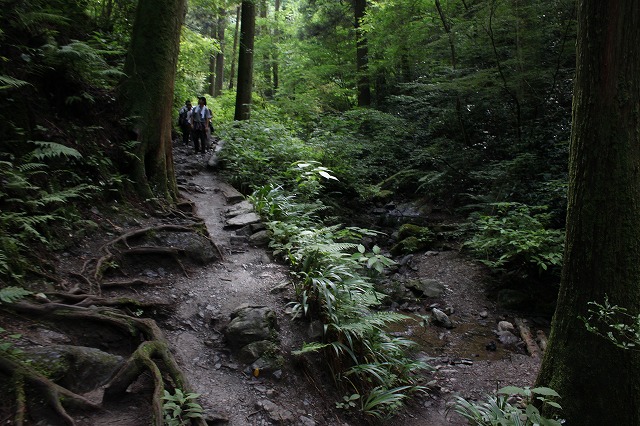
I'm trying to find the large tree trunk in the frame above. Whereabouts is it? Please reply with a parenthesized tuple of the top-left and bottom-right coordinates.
(536, 2, 640, 425)
(272, 0, 280, 93)
(229, 6, 241, 90)
(234, 0, 256, 121)
(260, 0, 273, 99)
(119, 0, 185, 201)
(354, 0, 370, 107)
(214, 8, 226, 97)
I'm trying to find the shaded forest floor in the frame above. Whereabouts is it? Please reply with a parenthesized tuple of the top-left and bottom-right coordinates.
(0, 140, 543, 426)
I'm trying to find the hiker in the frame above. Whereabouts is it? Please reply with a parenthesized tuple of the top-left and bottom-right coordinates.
(190, 96, 212, 154)
(177, 100, 192, 146)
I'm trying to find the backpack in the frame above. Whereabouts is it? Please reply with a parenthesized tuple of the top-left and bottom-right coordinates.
(178, 108, 188, 126)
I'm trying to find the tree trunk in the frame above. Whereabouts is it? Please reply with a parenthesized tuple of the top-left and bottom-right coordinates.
(209, 53, 216, 96)
(229, 6, 241, 90)
(234, 0, 256, 121)
(260, 0, 272, 99)
(119, 0, 185, 201)
(536, 2, 640, 425)
(354, 0, 370, 107)
(272, 0, 280, 93)
(214, 8, 226, 97)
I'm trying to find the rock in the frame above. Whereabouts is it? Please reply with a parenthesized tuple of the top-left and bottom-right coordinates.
(225, 212, 261, 228)
(249, 230, 271, 247)
(431, 308, 454, 329)
(22, 345, 124, 393)
(224, 305, 278, 350)
(218, 181, 244, 204)
(307, 320, 324, 340)
(251, 356, 283, 378)
(405, 278, 446, 298)
(497, 321, 515, 332)
(299, 415, 316, 426)
(203, 408, 230, 425)
(156, 231, 221, 264)
(496, 330, 520, 346)
(238, 340, 278, 364)
(479, 310, 489, 319)
(257, 399, 295, 423)
(226, 200, 254, 217)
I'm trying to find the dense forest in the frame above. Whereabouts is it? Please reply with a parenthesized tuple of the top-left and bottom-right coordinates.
(1, 0, 639, 425)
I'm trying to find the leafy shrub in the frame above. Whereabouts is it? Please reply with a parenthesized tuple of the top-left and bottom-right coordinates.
(451, 386, 564, 426)
(464, 203, 564, 277)
(582, 296, 640, 350)
(251, 167, 427, 418)
(162, 388, 204, 426)
(215, 114, 320, 193)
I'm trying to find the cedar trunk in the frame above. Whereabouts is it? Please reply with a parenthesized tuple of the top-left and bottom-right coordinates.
(119, 0, 185, 200)
(234, 0, 256, 120)
(536, 2, 640, 425)
(354, 0, 370, 107)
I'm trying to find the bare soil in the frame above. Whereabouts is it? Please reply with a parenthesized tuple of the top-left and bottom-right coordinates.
(0, 140, 543, 426)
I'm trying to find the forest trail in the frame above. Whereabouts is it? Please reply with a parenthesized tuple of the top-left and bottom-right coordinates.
(164, 144, 346, 425)
(164, 143, 541, 425)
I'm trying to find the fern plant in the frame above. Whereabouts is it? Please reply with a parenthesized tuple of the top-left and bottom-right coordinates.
(251, 175, 428, 418)
(450, 386, 563, 426)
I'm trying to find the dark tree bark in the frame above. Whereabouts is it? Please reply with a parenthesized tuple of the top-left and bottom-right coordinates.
(214, 8, 226, 97)
(354, 0, 370, 107)
(536, 2, 640, 425)
(234, 0, 256, 121)
(260, 0, 273, 99)
(272, 0, 280, 93)
(119, 0, 185, 201)
(229, 6, 241, 90)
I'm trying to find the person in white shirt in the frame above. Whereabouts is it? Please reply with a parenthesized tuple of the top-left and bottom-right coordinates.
(190, 96, 212, 154)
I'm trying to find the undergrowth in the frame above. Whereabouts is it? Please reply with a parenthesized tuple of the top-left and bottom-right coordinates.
(248, 163, 428, 418)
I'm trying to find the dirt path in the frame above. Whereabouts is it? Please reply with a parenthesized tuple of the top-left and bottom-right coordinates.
(164, 144, 542, 425)
(164, 165, 341, 425)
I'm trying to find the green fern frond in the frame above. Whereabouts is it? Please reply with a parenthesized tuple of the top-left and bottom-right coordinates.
(97, 68, 126, 79)
(291, 342, 329, 355)
(29, 141, 82, 160)
(0, 286, 32, 304)
(18, 162, 48, 173)
(0, 75, 31, 90)
(38, 184, 97, 205)
(17, 12, 70, 30)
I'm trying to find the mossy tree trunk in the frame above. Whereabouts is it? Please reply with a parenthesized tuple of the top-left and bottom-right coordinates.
(536, 2, 640, 424)
(354, 0, 370, 107)
(234, 0, 255, 121)
(119, 0, 186, 201)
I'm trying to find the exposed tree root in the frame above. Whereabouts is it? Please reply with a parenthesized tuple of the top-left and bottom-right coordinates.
(3, 301, 205, 426)
(0, 353, 101, 426)
(100, 278, 164, 288)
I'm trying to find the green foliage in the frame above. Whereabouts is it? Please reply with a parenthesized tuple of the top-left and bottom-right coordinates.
(451, 386, 563, 426)
(0, 287, 32, 304)
(216, 114, 320, 193)
(250, 178, 427, 418)
(464, 203, 564, 277)
(162, 388, 204, 426)
(582, 297, 640, 350)
(0, 141, 100, 284)
(0, 326, 23, 355)
(41, 39, 125, 91)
